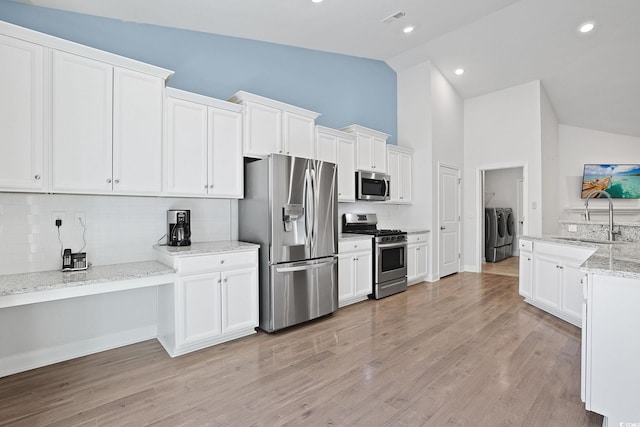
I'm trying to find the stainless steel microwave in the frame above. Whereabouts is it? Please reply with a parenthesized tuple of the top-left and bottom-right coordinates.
(356, 170, 390, 201)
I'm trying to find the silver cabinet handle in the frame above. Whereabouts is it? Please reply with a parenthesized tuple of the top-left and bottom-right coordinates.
(106, 178, 112, 183)
(209, 185, 213, 189)
(114, 179, 119, 184)
(220, 259, 225, 264)
(34, 174, 41, 180)
(440, 226, 446, 230)
(416, 247, 420, 251)
(223, 278, 227, 283)
(204, 185, 208, 189)
(217, 279, 221, 284)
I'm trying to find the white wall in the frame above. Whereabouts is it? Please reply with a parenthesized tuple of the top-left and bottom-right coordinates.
(463, 80, 543, 272)
(540, 85, 560, 234)
(0, 193, 236, 275)
(431, 64, 464, 277)
(558, 125, 640, 214)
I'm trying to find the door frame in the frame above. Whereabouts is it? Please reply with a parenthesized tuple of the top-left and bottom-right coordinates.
(476, 162, 528, 272)
(437, 162, 461, 279)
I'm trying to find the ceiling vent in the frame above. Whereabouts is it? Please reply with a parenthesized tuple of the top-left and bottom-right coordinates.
(381, 11, 406, 24)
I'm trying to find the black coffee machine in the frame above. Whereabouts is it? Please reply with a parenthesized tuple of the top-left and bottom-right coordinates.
(167, 209, 191, 246)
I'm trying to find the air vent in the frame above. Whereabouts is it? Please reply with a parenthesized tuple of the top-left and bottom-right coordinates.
(381, 10, 406, 24)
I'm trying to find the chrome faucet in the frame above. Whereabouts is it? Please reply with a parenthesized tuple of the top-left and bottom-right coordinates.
(584, 190, 618, 241)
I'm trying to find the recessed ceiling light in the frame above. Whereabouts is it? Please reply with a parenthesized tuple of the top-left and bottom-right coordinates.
(579, 21, 595, 33)
(454, 68, 464, 76)
(403, 26, 415, 34)
(312, 0, 323, 3)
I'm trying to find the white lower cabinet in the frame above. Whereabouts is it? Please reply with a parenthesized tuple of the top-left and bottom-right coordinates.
(157, 247, 258, 357)
(338, 238, 372, 307)
(518, 238, 595, 327)
(407, 233, 429, 285)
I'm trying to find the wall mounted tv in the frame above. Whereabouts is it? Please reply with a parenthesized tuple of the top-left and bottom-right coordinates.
(581, 164, 640, 198)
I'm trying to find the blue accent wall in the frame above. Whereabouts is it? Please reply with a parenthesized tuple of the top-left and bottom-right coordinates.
(0, 1, 397, 144)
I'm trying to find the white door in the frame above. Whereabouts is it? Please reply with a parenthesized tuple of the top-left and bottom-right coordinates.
(337, 254, 355, 303)
(112, 67, 163, 194)
(51, 51, 113, 192)
(0, 35, 44, 190)
(221, 267, 258, 334)
(316, 131, 337, 163)
(209, 107, 243, 198)
(354, 251, 373, 297)
(387, 149, 400, 202)
(439, 164, 460, 278)
(177, 273, 222, 345)
(166, 97, 208, 195)
(244, 101, 281, 156)
(399, 152, 412, 203)
(283, 111, 315, 158)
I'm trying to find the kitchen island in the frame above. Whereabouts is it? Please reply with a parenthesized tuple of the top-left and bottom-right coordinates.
(518, 236, 640, 426)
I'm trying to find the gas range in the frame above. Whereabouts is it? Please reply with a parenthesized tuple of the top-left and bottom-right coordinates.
(342, 213, 408, 299)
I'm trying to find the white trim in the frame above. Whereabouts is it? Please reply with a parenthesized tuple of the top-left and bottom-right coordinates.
(315, 125, 355, 140)
(165, 87, 244, 112)
(0, 325, 157, 378)
(386, 144, 414, 155)
(0, 20, 174, 80)
(228, 90, 320, 119)
(340, 124, 390, 140)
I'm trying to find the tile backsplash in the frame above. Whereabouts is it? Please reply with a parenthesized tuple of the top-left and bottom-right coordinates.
(0, 193, 236, 275)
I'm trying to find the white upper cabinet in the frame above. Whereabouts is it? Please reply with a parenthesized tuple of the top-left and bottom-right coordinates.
(166, 88, 243, 198)
(341, 124, 389, 173)
(51, 51, 114, 193)
(0, 35, 44, 191)
(229, 91, 320, 159)
(112, 67, 163, 194)
(387, 145, 413, 204)
(52, 53, 165, 195)
(1, 21, 174, 196)
(316, 126, 356, 202)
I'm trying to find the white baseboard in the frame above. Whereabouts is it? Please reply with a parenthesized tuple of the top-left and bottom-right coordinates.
(0, 325, 157, 378)
(464, 264, 482, 273)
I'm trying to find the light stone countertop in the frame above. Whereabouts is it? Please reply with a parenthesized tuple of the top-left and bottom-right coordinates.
(153, 241, 260, 257)
(404, 229, 431, 235)
(339, 233, 374, 241)
(0, 261, 175, 299)
(521, 235, 640, 279)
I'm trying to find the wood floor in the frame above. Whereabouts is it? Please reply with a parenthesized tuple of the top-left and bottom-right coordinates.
(482, 256, 519, 277)
(0, 272, 603, 426)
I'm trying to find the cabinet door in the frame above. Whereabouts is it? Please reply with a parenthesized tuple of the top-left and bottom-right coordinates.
(416, 243, 428, 277)
(52, 51, 113, 192)
(112, 68, 163, 194)
(221, 267, 258, 333)
(354, 251, 372, 297)
(316, 131, 337, 163)
(0, 35, 44, 191)
(519, 251, 533, 298)
(283, 111, 315, 158)
(399, 152, 412, 203)
(387, 149, 400, 202)
(561, 262, 585, 321)
(244, 101, 281, 157)
(407, 244, 418, 281)
(356, 134, 373, 171)
(372, 137, 387, 173)
(533, 254, 561, 309)
(209, 107, 243, 198)
(177, 273, 222, 345)
(337, 136, 356, 202)
(166, 97, 208, 195)
(338, 254, 355, 302)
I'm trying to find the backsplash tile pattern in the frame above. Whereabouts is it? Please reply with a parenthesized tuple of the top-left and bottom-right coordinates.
(0, 193, 236, 275)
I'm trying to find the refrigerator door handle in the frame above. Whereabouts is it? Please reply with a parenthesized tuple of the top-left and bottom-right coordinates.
(310, 165, 317, 250)
(303, 167, 311, 249)
(275, 257, 337, 273)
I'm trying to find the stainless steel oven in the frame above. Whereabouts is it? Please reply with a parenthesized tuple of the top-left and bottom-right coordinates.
(342, 213, 407, 299)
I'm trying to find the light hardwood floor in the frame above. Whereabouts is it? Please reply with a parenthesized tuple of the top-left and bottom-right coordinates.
(0, 273, 602, 426)
(482, 256, 519, 277)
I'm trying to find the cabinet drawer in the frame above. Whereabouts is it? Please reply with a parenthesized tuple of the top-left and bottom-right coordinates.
(176, 250, 257, 275)
(407, 233, 429, 244)
(339, 238, 372, 254)
(519, 239, 533, 252)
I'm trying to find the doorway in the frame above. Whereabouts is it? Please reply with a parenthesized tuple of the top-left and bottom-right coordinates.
(481, 166, 524, 277)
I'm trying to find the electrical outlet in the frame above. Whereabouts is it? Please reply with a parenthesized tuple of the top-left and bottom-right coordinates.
(75, 212, 86, 226)
(52, 211, 65, 224)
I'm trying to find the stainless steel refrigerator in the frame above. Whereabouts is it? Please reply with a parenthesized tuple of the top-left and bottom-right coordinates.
(239, 154, 338, 332)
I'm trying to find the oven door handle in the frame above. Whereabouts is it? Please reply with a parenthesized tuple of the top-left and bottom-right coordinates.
(376, 241, 407, 249)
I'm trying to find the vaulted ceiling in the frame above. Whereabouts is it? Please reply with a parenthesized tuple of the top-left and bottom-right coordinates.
(18, 0, 640, 138)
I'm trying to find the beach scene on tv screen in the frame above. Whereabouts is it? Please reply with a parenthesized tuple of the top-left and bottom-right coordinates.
(582, 164, 640, 198)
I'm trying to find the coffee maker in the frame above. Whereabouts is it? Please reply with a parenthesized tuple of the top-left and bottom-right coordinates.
(167, 209, 191, 246)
